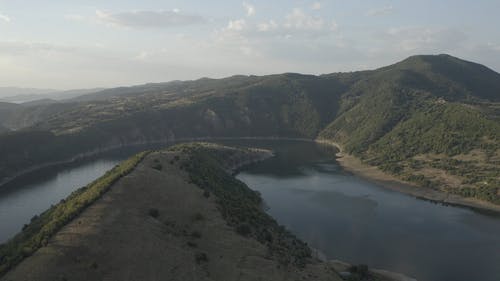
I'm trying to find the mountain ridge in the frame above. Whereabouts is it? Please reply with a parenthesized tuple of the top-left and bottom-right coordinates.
(0, 54, 498, 207)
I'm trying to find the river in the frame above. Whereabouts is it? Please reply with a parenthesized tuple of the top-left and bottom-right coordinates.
(1, 140, 499, 281)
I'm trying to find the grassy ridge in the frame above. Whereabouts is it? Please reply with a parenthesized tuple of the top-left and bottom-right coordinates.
(172, 143, 312, 267)
(0, 151, 149, 277)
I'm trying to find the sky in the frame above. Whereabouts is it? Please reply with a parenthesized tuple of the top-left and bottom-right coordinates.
(1, 0, 500, 89)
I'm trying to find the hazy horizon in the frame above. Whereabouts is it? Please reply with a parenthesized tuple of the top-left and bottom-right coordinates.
(1, 0, 500, 89)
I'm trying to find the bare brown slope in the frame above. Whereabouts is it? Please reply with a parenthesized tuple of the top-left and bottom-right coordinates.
(1, 149, 342, 281)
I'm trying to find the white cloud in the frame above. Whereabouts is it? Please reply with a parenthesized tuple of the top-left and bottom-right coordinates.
(243, 2, 255, 17)
(226, 19, 247, 31)
(257, 20, 278, 32)
(311, 2, 322, 10)
(384, 26, 466, 52)
(0, 13, 11, 23)
(281, 8, 338, 33)
(367, 5, 394, 16)
(284, 8, 325, 31)
(221, 7, 338, 39)
(95, 9, 206, 28)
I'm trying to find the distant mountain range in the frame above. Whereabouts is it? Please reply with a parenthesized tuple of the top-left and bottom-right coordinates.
(0, 87, 105, 103)
(0, 54, 499, 205)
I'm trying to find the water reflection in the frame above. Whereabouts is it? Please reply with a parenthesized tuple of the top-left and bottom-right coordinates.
(1, 140, 499, 281)
(236, 141, 500, 281)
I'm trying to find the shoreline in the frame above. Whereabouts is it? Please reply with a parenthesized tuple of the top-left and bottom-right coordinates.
(0, 136, 310, 189)
(316, 139, 500, 214)
(0, 145, 346, 281)
(329, 260, 417, 281)
(3, 136, 499, 215)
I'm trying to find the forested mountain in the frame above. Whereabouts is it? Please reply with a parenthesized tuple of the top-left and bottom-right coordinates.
(319, 55, 500, 203)
(1, 54, 499, 204)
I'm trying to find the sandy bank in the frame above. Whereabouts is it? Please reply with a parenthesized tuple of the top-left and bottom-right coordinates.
(316, 139, 500, 214)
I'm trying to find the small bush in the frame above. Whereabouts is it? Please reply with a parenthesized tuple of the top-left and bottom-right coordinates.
(192, 213, 205, 221)
(203, 190, 210, 198)
(348, 264, 370, 279)
(191, 230, 202, 238)
(152, 163, 163, 171)
(236, 223, 252, 236)
(187, 241, 197, 248)
(195, 252, 208, 264)
(148, 208, 159, 218)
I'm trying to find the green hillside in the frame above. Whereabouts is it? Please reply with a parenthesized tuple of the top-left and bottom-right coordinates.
(319, 54, 500, 203)
(1, 54, 499, 204)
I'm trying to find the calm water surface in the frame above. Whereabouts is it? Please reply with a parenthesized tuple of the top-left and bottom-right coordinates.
(1, 141, 499, 281)
(235, 141, 500, 281)
(0, 145, 162, 243)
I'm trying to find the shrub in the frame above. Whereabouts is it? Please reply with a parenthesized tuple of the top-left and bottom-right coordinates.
(192, 213, 205, 221)
(236, 223, 252, 236)
(152, 163, 163, 171)
(203, 189, 210, 198)
(348, 264, 370, 280)
(90, 261, 98, 269)
(148, 208, 159, 218)
(195, 252, 208, 264)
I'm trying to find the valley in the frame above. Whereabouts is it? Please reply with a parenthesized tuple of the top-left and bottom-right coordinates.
(2, 2, 500, 280)
(0, 54, 498, 208)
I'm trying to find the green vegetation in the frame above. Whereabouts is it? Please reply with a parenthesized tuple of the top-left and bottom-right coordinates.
(192, 213, 205, 221)
(194, 252, 208, 264)
(0, 54, 499, 206)
(345, 264, 384, 281)
(151, 163, 163, 171)
(0, 151, 148, 277)
(191, 231, 202, 239)
(172, 143, 312, 267)
(148, 208, 160, 218)
(319, 55, 500, 204)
